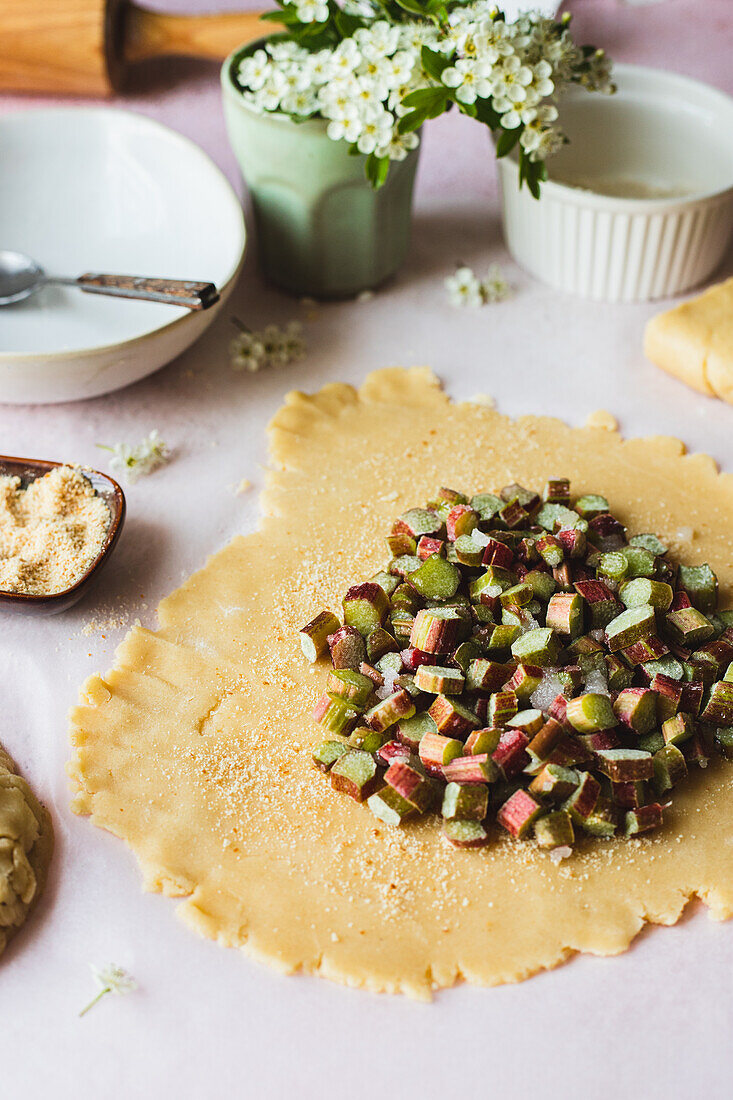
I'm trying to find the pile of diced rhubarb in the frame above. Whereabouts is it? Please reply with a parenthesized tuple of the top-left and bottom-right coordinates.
(300, 482, 733, 851)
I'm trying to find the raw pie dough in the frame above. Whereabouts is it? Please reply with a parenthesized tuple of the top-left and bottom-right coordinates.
(644, 277, 733, 405)
(69, 368, 733, 999)
(0, 745, 53, 956)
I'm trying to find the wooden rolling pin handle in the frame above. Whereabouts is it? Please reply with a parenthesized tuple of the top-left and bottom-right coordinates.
(124, 5, 272, 63)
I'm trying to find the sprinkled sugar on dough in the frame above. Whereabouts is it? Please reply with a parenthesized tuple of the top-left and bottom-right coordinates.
(0, 465, 110, 595)
(68, 368, 733, 1000)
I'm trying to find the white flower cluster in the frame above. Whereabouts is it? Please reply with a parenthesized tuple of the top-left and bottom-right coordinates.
(98, 430, 171, 484)
(237, 23, 422, 161)
(440, 5, 613, 161)
(235, 5, 614, 168)
(445, 263, 511, 307)
(230, 321, 306, 372)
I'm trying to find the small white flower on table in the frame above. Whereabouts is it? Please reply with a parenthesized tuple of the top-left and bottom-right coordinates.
(79, 963, 137, 1017)
(445, 266, 484, 308)
(98, 430, 171, 484)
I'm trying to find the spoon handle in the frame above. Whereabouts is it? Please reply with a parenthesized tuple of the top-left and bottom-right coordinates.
(74, 273, 219, 310)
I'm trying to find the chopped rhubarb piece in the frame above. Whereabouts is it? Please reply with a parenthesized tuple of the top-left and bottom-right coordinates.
(552, 562, 573, 591)
(399, 646, 433, 672)
(482, 537, 515, 569)
(573, 579, 621, 629)
(492, 728, 530, 778)
(367, 787, 417, 826)
(443, 753, 498, 785)
(700, 680, 733, 726)
(396, 711, 436, 751)
(313, 693, 360, 736)
(625, 803, 664, 836)
(524, 568, 557, 602)
(556, 526, 586, 559)
(330, 750, 380, 802)
(312, 740, 348, 772)
(366, 625, 399, 663)
(442, 782, 489, 821)
(605, 652, 634, 691)
(360, 661, 384, 687)
(419, 732, 463, 776)
(595, 749, 654, 782)
(414, 664, 465, 695)
(299, 610, 341, 663)
(527, 717, 564, 760)
(342, 582, 390, 637)
(465, 727, 502, 755)
(389, 554, 421, 579)
(544, 478, 570, 505)
(442, 819, 489, 848)
(611, 780, 648, 809)
(650, 673, 682, 722)
(670, 590, 692, 612)
(466, 658, 513, 693)
(370, 570, 401, 597)
(376, 740, 411, 766)
(534, 809, 574, 849)
(450, 640, 483, 673)
(665, 606, 715, 647)
(574, 493, 609, 519)
(678, 562, 718, 615)
(497, 789, 543, 839)
(536, 533, 564, 568)
(529, 763, 579, 801)
(364, 688, 415, 732)
(475, 623, 521, 652)
(502, 662, 543, 702)
(619, 578, 673, 611)
(487, 689, 518, 726)
(328, 624, 367, 671)
(416, 535, 445, 561)
(453, 534, 484, 567)
(428, 694, 480, 738)
(410, 607, 462, 654)
(581, 799, 619, 838)
(393, 507, 442, 539)
(563, 771, 601, 822)
(470, 565, 515, 600)
(652, 743, 687, 794)
(387, 531, 417, 557)
(587, 512, 626, 551)
(620, 635, 669, 666)
(548, 693, 569, 727)
(507, 709, 544, 736)
(327, 668, 375, 707)
(661, 711, 695, 746)
(446, 504, 478, 541)
(348, 728, 386, 752)
(407, 554, 461, 600)
(578, 729, 620, 751)
(499, 582, 533, 610)
(613, 687, 658, 734)
(545, 592, 584, 637)
(510, 627, 561, 667)
(605, 605, 656, 652)
(545, 734, 593, 769)
(565, 693, 617, 733)
(598, 550, 628, 583)
(385, 761, 435, 812)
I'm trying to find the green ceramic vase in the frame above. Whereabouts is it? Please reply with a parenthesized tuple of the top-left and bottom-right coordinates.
(221, 43, 420, 299)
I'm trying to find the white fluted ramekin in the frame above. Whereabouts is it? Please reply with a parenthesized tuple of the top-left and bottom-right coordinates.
(497, 64, 733, 302)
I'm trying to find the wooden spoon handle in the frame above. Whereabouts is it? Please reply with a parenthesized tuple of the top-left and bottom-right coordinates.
(77, 273, 219, 310)
(123, 6, 274, 63)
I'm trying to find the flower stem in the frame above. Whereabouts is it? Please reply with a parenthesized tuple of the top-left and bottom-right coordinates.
(79, 986, 110, 1017)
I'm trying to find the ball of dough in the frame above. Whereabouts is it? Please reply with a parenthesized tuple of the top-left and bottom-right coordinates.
(0, 747, 53, 956)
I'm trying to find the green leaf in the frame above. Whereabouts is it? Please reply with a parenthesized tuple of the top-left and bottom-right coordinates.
(394, 0, 429, 16)
(397, 109, 427, 135)
(260, 8, 297, 22)
(420, 45, 451, 82)
(495, 128, 521, 158)
(365, 153, 390, 190)
(402, 87, 447, 110)
(473, 96, 501, 129)
(334, 10, 364, 37)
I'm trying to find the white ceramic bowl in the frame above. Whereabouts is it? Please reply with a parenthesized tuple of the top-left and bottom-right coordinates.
(497, 64, 733, 301)
(0, 108, 246, 404)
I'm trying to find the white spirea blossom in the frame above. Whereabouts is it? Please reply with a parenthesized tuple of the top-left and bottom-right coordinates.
(445, 263, 511, 307)
(230, 321, 306, 373)
(79, 964, 137, 1017)
(98, 430, 171, 484)
(234, 7, 614, 175)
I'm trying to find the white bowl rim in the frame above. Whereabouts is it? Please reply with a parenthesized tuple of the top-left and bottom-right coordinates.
(503, 62, 733, 213)
(0, 105, 246, 363)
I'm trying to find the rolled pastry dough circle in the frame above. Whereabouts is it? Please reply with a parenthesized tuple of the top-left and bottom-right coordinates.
(69, 368, 733, 999)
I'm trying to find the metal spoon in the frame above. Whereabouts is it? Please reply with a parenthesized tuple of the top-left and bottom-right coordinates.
(0, 250, 219, 310)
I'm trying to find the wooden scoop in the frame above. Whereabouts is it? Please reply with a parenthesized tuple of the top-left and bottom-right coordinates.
(0, 0, 275, 96)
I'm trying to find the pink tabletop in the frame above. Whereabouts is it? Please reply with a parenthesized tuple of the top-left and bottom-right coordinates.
(1, 3, 732, 1099)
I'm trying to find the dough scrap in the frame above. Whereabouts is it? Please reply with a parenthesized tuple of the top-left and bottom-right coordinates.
(0, 745, 53, 957)
(68, 367, 733, 999)
(644, 277, 733, 404)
